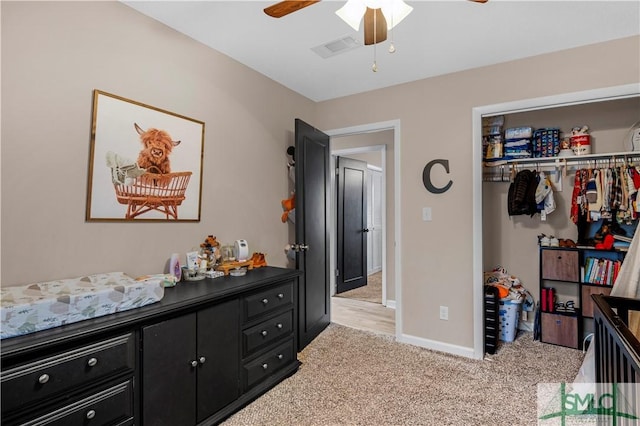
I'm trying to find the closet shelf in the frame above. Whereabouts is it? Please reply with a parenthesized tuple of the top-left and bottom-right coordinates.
(483, 151, 640, 182)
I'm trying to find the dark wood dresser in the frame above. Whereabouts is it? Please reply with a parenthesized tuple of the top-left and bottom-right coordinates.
(1, 267, 300, 426)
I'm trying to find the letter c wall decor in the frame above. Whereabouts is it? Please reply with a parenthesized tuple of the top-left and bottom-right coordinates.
(422, 159, 453, 194)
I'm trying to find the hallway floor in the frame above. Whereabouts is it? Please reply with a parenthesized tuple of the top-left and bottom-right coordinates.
(331, 297, 395, 336)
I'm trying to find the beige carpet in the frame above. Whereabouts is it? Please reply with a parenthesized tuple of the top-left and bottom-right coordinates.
(223, 324, 584, 426)
(334, 271, 382, 304)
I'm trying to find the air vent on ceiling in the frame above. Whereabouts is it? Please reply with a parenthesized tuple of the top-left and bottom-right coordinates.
(311, 35, 361, 59)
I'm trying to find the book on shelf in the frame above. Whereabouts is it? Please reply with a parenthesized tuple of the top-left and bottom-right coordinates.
(583, 257, 622, 285)
(613, 234, 633, 243)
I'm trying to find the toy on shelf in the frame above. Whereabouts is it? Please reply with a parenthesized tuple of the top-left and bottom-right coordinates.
(199, 235, 222, 269)
(281, 192, 295, 223)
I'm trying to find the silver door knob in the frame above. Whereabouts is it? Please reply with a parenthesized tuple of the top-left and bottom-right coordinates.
(87, 357, 98, 367)
(38, 373, 50, 384)
(190, 360, 198, 368)
(276, 323, 283, 329)
(261, 330, 268, 337)
(262, 298, 269, 305)
(277, 293, 284, 299)
(277, 354, 284, 360)
(86, 410, 96, 420)
(199, 356, 206, 364)
(262, 363, 268, 370)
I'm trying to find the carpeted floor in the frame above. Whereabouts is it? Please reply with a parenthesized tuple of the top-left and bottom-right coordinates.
(223, 323, 584, 426)
(334, 271, 382, 304)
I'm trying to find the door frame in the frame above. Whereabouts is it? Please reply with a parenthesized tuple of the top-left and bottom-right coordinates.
(472, 83, 640, 359)
(326, 120, 401, 338)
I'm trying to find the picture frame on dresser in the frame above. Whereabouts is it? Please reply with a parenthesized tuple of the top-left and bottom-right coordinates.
(86, 90, 205, 221)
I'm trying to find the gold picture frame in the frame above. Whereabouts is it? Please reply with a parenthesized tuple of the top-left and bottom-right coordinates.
(86, 90, 204, 221)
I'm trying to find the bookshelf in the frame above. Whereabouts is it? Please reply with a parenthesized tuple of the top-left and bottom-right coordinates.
(539, 246, 626, 349)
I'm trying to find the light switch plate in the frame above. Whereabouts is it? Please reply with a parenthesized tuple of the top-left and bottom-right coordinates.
(422, 207, 432, 221)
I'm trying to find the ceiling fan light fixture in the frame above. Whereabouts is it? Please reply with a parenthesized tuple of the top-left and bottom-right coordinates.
(336, 0, 367, 31)
(381, 0, 413, 30)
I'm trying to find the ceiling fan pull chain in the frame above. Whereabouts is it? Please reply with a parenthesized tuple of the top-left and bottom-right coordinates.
(389, 10, 396, 53)
(372, 9, 378, 72)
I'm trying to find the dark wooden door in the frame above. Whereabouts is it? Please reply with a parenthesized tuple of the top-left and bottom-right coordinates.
(336, 156, 368, 293)
(196, 300, 239, 422)
(142, 313, 197, 426)
(295, 118, 330, 350)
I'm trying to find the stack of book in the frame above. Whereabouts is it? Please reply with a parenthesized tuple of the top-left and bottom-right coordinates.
(613, 234, 632, 252)
(582, 257, 622, 286)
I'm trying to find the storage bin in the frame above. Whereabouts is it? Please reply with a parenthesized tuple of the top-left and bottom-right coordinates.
(484, 286, 500, 354)
(532, 128, 560, 158)
(498, 298, 522, 342)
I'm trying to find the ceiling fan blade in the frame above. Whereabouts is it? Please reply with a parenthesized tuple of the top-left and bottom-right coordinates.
(363, 8, 387, 46)
(264, 1, 320, 18)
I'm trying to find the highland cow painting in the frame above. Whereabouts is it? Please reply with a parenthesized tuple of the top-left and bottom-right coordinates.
(87, 90, 204, 221)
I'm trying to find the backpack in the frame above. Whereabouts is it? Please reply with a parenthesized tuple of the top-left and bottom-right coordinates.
(508, 169, 539, 216)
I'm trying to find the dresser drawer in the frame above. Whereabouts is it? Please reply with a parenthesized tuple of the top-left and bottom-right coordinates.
(17, 380, 133, 426)
(243, 310, 293, 356)
(243, 338, 295, 390)
(1, 333, 134, 413)
(243, 282, 293, 322)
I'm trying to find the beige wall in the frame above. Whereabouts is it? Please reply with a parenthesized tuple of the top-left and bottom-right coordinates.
(1, 1, 314, 286)
(315, 36, 640, 348)
(2, 1, 639, 352)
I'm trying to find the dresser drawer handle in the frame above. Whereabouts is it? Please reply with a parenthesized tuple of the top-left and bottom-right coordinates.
(277, 354, 284, 360)
(262, 298, 269, 305)
(87, 357, 98, 367)
(261, 330, 268, 337)
(199, 356, 206, 364)
(277, 293, 284, 299)
(262, 363, 268, 371)
(190, 360, 199, 368)
(276, 323, 283, 329)
(38, 374, 50, 384)
(86, 409, 96, 420)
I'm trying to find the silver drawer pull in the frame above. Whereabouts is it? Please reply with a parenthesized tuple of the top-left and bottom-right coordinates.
(87, 357, 98, 367)
(262, 298, 269, 305)
(199, 356, 206, 364)
(261, 330, 268, 337)
(38, 374, 50, 384)
(276, 323, 283, 329)
(86, 409, 96, 420)
(190, 360, 198, 368)
(277, 293, 284, 299)
(262, 363, 268, 370)
(277, 354, 284, 360)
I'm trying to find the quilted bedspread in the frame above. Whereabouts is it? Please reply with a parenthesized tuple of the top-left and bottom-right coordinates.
(0, 272, 164, 339)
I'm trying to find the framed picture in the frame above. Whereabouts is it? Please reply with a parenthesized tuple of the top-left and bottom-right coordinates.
(86, 90, 204, 221)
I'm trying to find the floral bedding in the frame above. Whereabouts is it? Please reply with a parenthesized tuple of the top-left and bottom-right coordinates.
(0, 272, 164, 339)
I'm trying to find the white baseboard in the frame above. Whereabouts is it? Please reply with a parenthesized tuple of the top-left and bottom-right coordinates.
(384, 299, 396, 309)
(397, 333, 477, 359)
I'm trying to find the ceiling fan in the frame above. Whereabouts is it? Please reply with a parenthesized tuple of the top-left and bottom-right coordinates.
(264, 0, 488, 46)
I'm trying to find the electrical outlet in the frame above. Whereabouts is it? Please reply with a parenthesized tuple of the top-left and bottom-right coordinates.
(439, 305, 448, 320)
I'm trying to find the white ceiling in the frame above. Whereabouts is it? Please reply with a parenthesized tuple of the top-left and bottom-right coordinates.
(123, 1, 640, 102)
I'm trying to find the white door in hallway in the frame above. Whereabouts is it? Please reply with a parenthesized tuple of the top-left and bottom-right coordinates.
(367, 167, 383, 275)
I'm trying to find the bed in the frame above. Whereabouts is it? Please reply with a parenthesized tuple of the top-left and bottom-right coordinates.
(592, 294, 640, 418)
(0, 272, 164, 339)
